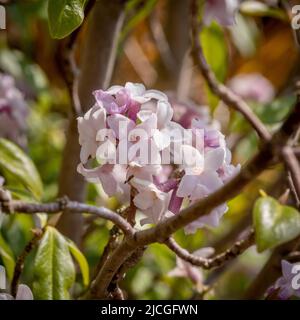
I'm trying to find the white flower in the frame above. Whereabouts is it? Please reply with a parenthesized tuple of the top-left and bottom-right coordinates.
(77, 105, 107, 164)
(131, 178, 171, 225)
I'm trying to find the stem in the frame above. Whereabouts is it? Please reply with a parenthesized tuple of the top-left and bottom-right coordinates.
(282, 146, 300, 204)
(11, 229, 44, 297)
(5, 199, 134, 237)
(165, 229, 255, 269)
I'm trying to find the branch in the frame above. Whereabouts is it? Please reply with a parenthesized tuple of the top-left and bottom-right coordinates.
(1, 198, 134, 237)
(11, 229, 44, 297)
(190, 0, 271, 142)
(165, 229, 255, 270)
(282, 146, 300, 205)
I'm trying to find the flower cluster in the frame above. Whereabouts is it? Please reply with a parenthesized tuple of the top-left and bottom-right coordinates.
(77, 83, 240, 233)
(0, 73, 28, 147)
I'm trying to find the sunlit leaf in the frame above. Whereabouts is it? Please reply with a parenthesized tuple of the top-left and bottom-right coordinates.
(0, 139, 43, 200)
(33, 226, 75, 299)
(67, 239, 89, 286)
(47, 0, 88, 39)
(253, 196, 300, 252)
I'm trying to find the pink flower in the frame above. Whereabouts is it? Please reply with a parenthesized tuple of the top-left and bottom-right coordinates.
(203, 0, 239, 26)
(93, 88, 131, 115)
(168, 247, 214, 290)
(94, 82, 168, 121)
(228, 73, 275, 104)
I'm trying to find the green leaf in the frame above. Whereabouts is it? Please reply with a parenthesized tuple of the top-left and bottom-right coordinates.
(200, 22, 228, 108)
(253, 196, 300, 252)
(67, 239, 89, 286)
(256, 96, 296, 125)
(0, 233, 15, 280)
(47, 0, 88, 39)
(33, 226, 75, 300)
(0, 138, 43, 200)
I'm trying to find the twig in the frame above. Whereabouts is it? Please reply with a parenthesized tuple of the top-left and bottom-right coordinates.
(165, 229, 255, 270)
(190, 0, 271, 142)
(2, 198, 135, 237)
(282, 146, 300, 205)
(11, 229, 44, 297)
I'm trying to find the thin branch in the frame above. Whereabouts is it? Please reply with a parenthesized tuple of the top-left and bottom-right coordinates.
(11, 229, 44, 297)
(282, 146, 300, 205)
(1, 198, 134, 237)
(190, 0, 271, 142)
(165, 229, 255, 270)
(83, 240, 136, 299)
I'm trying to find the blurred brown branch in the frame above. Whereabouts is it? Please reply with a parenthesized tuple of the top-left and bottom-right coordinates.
(190, 0, 271, 142)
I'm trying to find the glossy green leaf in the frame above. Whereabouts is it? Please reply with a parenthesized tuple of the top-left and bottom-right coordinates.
(0, 233, 15, 280)
(47, 0, 88, 39)
(33, 226, 75, 300)
(253, 196, 300, 252)
(0, 139, 43, 200)
(67, 239, 89, 286)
